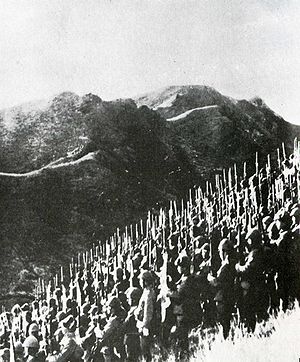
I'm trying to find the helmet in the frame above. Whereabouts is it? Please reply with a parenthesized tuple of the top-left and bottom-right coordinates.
(114, 267, 123, 279)
(28, 323, 39, 334)
(90, 305, 98, 315)
(218, 238, 234, 252)
(139, 270, 154, 282)
(175, 255, 191, 268)
(262, 216, 272, 229)
(0, 348, 9, 357)
(291, 206, 300, 222)
(62, 315, 75, 330)
(21, 303, 29, 312)
(132, 254, 143, 269)
(246, 229, 262, 244)
(82, 302, 91, 314)
(279, 211, 293, 229)
(126, 287, 142, 302)
(14, 341, 23, 353)
(54, 288, 62, 297)
(229, 230, 237, 240)
(11, 304, 21, 315)
(107, 296, 121, 310)
(56, 311, 66, 322)
(23, 335, 39, 348)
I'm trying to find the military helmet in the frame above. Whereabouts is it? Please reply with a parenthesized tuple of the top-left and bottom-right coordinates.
(132, 253, 143, 269)
(246, 228, 262, 244)
(23, 335, 39, 348)
(291, 206, 300, 222)
(107, 296, 121, 310)
(56, 311, 66, 323)
(267, 221, 280, 239)
(28, 323, 39, 334)
(82, 302, 91, 314)
(14, 341, 23, 353)
(218, 238, 234, 252)
(175, 255, 191, 268)
(90, 305, 99, 315)
(114, 267, 123, 281)
(126, 287, 142, 302)
(61, 315, 75, 330)
(279, 211, 293, 229)
(11, 304, 21, 315)
(262, 216, 272, 229)
(139, 270, 154, 282)
(21, 303, 29, 312)
(0, 348, 9, 357)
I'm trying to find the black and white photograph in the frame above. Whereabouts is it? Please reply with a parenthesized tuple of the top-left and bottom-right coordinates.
(0, 1, 299, 361)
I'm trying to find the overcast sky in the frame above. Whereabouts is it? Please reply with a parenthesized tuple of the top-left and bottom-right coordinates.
(0, 0, 300, 124)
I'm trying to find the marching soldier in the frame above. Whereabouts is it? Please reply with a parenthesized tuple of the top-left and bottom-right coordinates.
(276, 211, 300, 310)
(23, 335, 42, 362)
(208, 238, 236, 338)
(92, 296, 125, 361)
(135, 271, 156, 362)
(55, 317, 83, 362)
(235, 228, 268, 331)
(169, 255, 201, 359)
(123, 288, 142, 362)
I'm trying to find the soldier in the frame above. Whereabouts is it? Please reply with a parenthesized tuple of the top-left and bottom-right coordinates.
(79, 303, 91, 338)
(123, 288, 142, 362)
(235, 228, 267, 331)
(92, 296, 125, 362)
(0, 348, 10, 362)
(55, 317, 83, 362)
(28, 323, 40, 341)
(258, 216, 279, 314)
(276, 210, 300, 310)
(135, 271, 156, 362)
(111, 268, 130, 311)
(15, 341, 25, 362)
(208, 238, 236, 338)
(23, 335, 41, 362)
(169, 255, 201, 359)
(195, 243, 215, 328)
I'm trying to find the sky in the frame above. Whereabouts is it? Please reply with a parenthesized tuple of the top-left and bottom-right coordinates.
(0, 0, 300, 124)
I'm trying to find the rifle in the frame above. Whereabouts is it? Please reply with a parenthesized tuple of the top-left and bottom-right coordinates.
(157, 248, 171, 324)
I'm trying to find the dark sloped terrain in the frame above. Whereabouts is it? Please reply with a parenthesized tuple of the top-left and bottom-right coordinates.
(137, 85, 300, 170)
(0, 85, 299, 305)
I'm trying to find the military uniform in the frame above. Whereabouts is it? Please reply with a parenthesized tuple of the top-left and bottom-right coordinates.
(236, 230, 267, 331)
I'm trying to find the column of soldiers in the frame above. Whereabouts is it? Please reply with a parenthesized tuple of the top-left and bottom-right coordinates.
(0, 141, 299, 361)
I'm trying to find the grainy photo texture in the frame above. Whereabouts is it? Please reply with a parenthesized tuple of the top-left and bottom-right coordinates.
(0, 1, 299, 361)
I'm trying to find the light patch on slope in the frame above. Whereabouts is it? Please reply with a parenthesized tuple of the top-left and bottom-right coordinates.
(135, 85, 184, 109)
(153, 93, 179, 110)
(167, 105, 219, 121)
(0, 151, 98, 178)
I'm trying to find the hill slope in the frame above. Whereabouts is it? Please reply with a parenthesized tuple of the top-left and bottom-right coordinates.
(137, 85, 300, 169)
(0, 85, 299, 304)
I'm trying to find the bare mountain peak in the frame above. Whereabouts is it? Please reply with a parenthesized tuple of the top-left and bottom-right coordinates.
(249, 96, 268, 108)
(135, 85, 229, 111)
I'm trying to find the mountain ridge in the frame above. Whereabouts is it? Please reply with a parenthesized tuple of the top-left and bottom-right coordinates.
(0, 84, 299, 306)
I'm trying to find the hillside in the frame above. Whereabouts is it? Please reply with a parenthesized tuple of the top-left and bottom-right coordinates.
(0, 85, 299, 305)
(137, 85, 300, 170)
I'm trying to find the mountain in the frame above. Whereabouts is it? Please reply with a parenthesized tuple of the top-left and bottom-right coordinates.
(0, 85, 299, 306)
(136, 85, 299, 170)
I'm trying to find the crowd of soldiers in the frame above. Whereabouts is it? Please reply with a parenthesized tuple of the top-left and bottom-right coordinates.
(0, 141, 299, 361)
